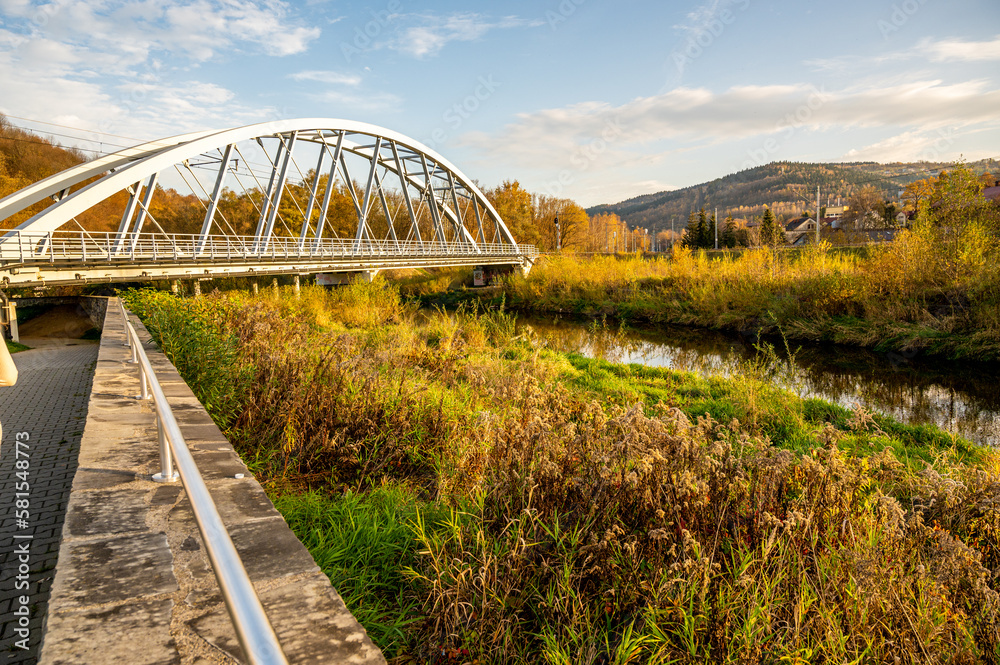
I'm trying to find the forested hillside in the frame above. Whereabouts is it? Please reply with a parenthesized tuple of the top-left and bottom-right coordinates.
(589, 159, 1000, 232)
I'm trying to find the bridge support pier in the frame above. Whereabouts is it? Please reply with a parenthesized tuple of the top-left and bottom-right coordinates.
(170, 279, 179, 295)
(252, 281, 259, 295)
(272, 278, 279, 292)
(293, 274, 300, 295)
(192, 280, 202, 297)
(315, 271, 379, 287)
(0, 296, 18, 343)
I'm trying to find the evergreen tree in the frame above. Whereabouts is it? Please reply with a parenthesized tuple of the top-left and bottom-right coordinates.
(759, 208, 785, 246)
(683, 211, 700, 248)
(721, 215, 737, 248)
(696, 208, 710, 248)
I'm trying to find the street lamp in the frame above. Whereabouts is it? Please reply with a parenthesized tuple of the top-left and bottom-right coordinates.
(555, 214, 561, 252)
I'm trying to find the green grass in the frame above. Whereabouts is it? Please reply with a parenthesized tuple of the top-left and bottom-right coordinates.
(270, 484, 449, 654)
(560, 353, 986, 469)
(5, 339, 29, 353)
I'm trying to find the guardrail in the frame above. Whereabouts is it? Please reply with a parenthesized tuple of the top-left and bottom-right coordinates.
(118, 300, 288, 665)
(0, 231, 537, 267)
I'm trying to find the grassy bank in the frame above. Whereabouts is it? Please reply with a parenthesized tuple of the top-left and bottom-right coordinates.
(124, 283, 1000, 664)
(485, 234, 1000, 361)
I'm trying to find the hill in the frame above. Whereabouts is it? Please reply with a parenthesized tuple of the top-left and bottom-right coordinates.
(0, 114, 91, 229)
(588, 159, 1000, 232)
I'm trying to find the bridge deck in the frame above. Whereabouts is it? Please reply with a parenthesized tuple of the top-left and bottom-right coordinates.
(1, 232, 537, 288)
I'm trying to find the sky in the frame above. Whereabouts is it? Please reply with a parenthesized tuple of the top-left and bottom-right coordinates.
(1, 0, 999, 207)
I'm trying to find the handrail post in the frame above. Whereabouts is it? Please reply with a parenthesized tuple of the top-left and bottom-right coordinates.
(120, 301, 132, 349)
(151, 414, 178, 483)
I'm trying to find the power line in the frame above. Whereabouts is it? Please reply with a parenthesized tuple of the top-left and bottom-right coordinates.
(0, 133, 109, 157)
(2, 114, 286, 175)
(0, 113, 146, 142)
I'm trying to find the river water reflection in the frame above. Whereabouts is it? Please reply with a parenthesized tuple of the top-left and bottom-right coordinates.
(518, 314, 1000, 447)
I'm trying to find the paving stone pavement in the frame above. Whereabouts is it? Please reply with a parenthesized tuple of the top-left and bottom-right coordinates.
(0, 342, 99, 665)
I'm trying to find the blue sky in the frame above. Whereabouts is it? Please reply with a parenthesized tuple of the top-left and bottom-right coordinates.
(1, 0, 999, 206)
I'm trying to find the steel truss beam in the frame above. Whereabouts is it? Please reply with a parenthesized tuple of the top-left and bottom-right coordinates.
(1, 120, 516, 260)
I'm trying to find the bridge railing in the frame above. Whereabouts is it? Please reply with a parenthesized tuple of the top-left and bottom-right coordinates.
(0, 231, 537, 267)
(117, 300, 288, 665)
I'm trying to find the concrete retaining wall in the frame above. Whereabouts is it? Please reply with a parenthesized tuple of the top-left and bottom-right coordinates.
(40, 299, 385, 664)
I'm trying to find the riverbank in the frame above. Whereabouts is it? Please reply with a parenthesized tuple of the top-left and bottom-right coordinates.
(433, 240, 1000, 362)
(123, 283, 1000, 664)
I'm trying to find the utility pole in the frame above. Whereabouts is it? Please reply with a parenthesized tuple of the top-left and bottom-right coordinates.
(816, 185, 821, 244)
(714, 207, 718, 250)
(555, 214, 561, 252)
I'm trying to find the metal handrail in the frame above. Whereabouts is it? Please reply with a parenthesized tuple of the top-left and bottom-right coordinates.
(117, 300, 288, 665)
(0, 231, 538, 267)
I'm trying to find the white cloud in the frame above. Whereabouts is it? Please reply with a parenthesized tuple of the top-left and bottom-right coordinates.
(289, 70, 362, 86)
(0, 44, 279, 151)
(807, 34, 1000, 72)
(288, 70, 399, 111)
(3, 0, 320, 68)
(923, 34, 1000, 62)
(388, 13, 543, 59)
(456, 79, 1000, 205)
(0, 0, 318, 151)
(464, 80, 1000, 166)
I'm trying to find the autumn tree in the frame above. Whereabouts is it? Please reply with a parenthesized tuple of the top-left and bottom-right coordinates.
(844, 184, 886, 229)
(925, 164, 1000, 235)
(903, 177, 938, 212)
(487, 180, 537, 247)
(588, 212, 627, 252)
(533, 195, 588, 251)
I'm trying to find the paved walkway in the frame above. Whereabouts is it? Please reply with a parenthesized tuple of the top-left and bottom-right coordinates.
(0, 341, 98, 664)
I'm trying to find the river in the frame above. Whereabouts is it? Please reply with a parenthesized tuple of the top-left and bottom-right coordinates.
(517, 314, 1000, 447)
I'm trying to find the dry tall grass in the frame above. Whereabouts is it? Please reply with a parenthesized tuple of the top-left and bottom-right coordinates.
(124, 282, 1000, 663)
(503, 230, 1000, 360)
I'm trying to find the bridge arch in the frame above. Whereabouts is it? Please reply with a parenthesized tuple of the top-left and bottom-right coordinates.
(0, 119, 518, 255)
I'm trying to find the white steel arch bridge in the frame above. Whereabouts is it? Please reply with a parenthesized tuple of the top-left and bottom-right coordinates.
(0, 119, 537, 288)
